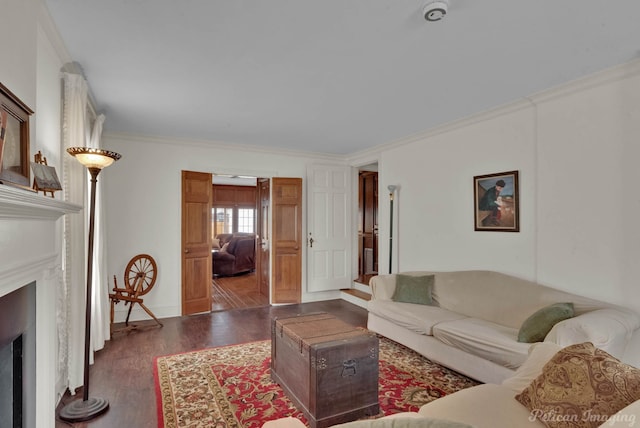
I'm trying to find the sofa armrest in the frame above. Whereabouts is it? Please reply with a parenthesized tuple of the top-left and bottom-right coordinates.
(370, 274, 397, 301)
(598, 400, 640, 427)
(370, 272, 438, 301)
(545, 308, 640, 359)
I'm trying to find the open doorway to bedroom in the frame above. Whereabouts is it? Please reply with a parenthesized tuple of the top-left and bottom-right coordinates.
(211, 174, 269, 311)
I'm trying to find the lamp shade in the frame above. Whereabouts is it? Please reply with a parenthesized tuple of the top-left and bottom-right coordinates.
(67, 147, 121, 169)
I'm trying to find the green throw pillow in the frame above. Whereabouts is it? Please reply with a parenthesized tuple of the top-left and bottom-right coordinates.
(517, 302, 574, 343)
(391, 274, 434, 305)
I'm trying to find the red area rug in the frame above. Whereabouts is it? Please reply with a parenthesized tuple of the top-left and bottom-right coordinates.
(154, 337, 478, 428)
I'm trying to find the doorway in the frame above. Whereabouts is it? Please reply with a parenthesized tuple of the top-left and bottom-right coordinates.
(181, 172, 303, 315)
(356, 164, 378, 285)
(210, 174, 268, 311)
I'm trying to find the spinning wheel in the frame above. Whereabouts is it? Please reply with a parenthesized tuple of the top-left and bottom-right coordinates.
(124, 254, 157, 296)
(110, 254, 163, 333)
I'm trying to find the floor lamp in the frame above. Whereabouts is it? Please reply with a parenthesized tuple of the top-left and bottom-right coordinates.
(387, 185, 396, 274)
(60, 147, 121, 422)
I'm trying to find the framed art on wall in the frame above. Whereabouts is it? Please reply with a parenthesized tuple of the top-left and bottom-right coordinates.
(474, 170, 519, 232)
(0, 82, 34, 189)
(0, 110, 6, 169)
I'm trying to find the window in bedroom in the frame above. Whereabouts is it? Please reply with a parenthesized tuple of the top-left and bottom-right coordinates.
(212, 207, 255, 237)
(211, 183, 257, 237)
(212, 207, 233, 237)
(237, 208, 255, 233)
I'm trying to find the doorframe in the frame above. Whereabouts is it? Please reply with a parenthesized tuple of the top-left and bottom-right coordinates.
(350, 160, 380, 284)
(182, 167, 280, 311)
(256, 177, 270, 300)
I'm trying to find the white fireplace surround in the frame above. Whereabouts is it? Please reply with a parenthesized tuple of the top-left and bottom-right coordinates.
(0, 185, 81, 428)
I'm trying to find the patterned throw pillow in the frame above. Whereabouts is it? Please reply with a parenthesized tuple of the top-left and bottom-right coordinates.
(515, 342, 640, 428)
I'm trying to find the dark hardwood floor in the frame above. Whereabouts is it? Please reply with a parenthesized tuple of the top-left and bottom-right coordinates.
(55, 299, 367, 428)
(212, 272, 269, 311)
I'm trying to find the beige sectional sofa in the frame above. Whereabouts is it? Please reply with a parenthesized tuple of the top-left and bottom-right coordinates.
(264, 341, 640, 428)
(263, 271, 640, 428)
(367, 270, 640, 384)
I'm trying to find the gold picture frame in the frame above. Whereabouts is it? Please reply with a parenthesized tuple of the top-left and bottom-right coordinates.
(0, 82, 34, 189)
(0, 110, 6, 170)
(474, 170, 519, 232)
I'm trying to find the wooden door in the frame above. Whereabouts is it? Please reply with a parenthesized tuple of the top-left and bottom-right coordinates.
(181, 170, 212, 315)
(271, 177, 302, 303)
(358, 171, 378, 280)
(257, 178, 270, 298)
(306, 165, 352, 292)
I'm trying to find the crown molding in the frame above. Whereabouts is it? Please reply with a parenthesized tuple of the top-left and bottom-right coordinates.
(104, 58, 640, 165)
(527, 57, 640, 104)
(38, 1, 72, 64)
(347, 58, 640, 160)
(103, 132, 346, 163)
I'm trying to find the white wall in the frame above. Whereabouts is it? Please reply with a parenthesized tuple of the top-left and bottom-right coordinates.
(1, 0, 71, 425)
(535, 70, 640, 308)
(36, 18, 70, 405)
(105, 61, 640, 325)
(6, 0, 640, 421)
(380, 104, 537, 278)
(1, 0, 38, 108)
(103, 135, 344, 319)
(368, 61, 640, 316)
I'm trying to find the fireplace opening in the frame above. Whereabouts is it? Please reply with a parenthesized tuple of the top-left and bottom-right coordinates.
(0, 335, 22, 428)
(0, 282, 36, 428)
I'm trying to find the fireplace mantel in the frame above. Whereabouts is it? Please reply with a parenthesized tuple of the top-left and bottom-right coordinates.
(0, 185, 81, 219)
(0, 184, 82, 427)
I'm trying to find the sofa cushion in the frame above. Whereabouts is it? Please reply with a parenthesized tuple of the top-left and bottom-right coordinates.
(515, 342, 640, 428)
(367, 300, 467, 335)
(392, 274, 434, 305)
(430, 270, 606, 330)
(333, 416, 475, 428)
(418, 383, 545, 428)
(517, 303, 574, 343)
(433, 318, 530, 369)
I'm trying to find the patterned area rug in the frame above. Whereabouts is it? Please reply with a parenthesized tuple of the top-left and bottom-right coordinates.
(154, 337, 478, 428)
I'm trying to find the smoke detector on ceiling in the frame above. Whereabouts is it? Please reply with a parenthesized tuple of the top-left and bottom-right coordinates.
(423, 1, 448, 22)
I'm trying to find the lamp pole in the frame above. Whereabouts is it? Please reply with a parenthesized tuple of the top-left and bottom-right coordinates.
(60, 147, 121, 422)
(388, 185, 396, 274)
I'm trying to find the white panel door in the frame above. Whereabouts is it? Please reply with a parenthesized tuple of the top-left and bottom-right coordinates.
(307, 164, 351, 292)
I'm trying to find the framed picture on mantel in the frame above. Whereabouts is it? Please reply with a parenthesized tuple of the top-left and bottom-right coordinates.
(0, 82, 34, 189)
(474, 170, 519, 232)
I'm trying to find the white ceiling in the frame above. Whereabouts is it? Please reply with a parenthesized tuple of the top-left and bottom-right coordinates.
(44, 0, 640, 155)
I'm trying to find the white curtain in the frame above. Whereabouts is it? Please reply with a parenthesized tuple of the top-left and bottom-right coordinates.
(61, 71, 110, 394)
(88, 114, 111, 353)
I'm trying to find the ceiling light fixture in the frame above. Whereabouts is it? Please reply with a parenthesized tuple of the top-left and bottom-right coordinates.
(423, 1, 448, 22)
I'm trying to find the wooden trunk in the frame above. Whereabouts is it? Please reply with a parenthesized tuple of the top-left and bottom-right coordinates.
(271, 313, 380, 428)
